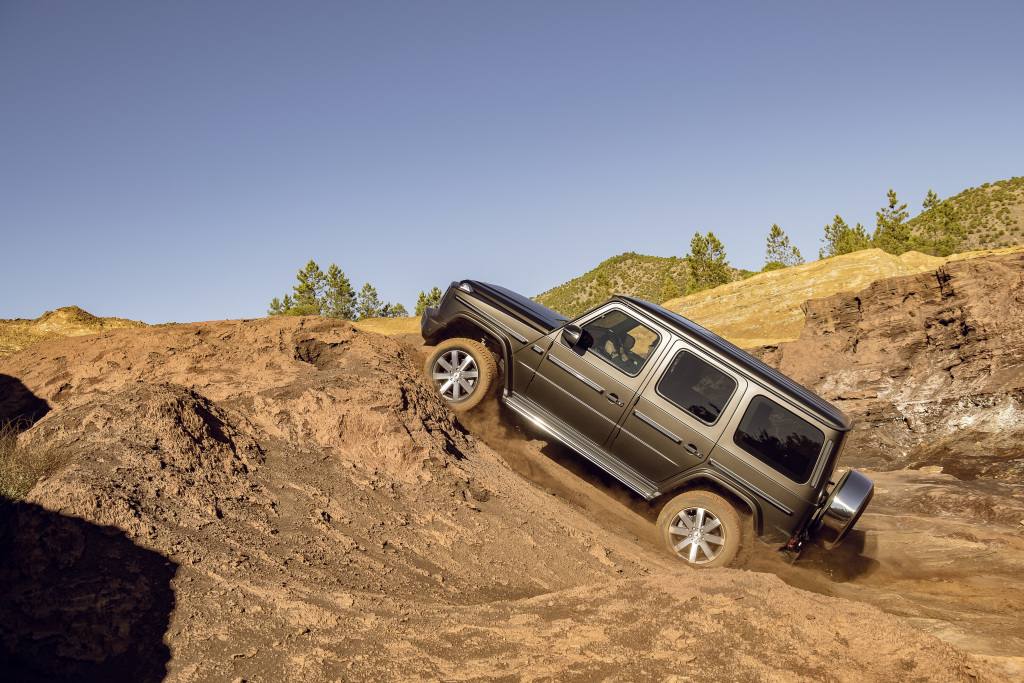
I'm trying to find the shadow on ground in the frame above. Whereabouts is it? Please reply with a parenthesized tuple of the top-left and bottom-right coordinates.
(0, 497, 178, 682)
(0, 377, 176, 681)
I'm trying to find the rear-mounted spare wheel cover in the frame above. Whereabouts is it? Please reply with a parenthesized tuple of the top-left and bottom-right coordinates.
(818, 470, 874, 549)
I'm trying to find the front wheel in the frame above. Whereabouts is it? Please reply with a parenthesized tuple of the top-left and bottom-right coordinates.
(423, 338, 498, 412)
(656, 490, 742, 568)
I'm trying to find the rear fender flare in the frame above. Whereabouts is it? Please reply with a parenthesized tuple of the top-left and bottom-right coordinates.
(660, 470, 764, 535)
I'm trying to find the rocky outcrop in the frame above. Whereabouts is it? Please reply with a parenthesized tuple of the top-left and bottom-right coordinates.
(759, 251, 1024, 480)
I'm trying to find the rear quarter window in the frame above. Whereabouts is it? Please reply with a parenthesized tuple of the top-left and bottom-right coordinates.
(733, 396, 824, 483)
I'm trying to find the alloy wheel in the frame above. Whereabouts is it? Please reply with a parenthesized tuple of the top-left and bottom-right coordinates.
(431, 349, 479, 402)
(668, 507, 726, 565)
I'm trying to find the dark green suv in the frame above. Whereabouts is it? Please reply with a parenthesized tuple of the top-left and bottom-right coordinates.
(421, 280, 872, 568)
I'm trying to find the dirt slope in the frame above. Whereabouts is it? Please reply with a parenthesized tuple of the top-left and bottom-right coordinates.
(0, 318, 989, 681)
(758, 250, 1024, 481)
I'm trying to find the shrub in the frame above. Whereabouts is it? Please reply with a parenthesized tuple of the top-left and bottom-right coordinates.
(0, 420, 63, 500)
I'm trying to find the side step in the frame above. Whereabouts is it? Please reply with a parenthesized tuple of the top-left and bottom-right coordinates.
(503, 392, 660, 500)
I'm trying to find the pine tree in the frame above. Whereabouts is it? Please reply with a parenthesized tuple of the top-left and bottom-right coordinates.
(289, 260, 326, 315)
(415, 287, 443, 316)
(355, 283, 384, 320)
(911, 189, 962, 256)
(381, 302, 409, 318)
(687, 231, 731, 292)
(764, 224, 804, 270)
(268, 297, 284, 315)
(819, 215, 872, 258)
(323, 264, 356, 319)
(873, 189, 910, 254)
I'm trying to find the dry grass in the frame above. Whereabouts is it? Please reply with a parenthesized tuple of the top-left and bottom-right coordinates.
(353, 316, 421, 336)
(0, 421, 64, 501)
(662, 245, 1024, 348)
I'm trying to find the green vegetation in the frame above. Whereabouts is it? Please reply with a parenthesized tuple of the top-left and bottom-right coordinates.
(819, 215, 872, 258)
(415, 287, 443, 315)
(764, 224, 804, 270)
(261, 178, 1022, 324)
(872, 189, 911, 254)
(535, 252, 694, 317)
(687, 231, 732, 291)
(906, 176, 1024, 253)
(818, 178, 1024, 258)
(269, 260, 406, 319)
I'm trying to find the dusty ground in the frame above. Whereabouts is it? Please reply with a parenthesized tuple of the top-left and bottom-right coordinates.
(0, 316, 1012, 681)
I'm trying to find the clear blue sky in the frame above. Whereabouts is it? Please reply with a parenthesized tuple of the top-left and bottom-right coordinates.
(2, 1, 1022, 322)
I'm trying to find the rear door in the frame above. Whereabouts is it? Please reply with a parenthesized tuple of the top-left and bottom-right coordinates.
(608, 339, 745, 482)
(526, 304, 666, 447)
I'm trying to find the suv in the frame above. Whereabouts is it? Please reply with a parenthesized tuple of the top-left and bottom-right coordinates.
(421, 280, 872, 568)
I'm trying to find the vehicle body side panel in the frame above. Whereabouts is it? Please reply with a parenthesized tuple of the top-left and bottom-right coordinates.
(609, 338, 747, 483)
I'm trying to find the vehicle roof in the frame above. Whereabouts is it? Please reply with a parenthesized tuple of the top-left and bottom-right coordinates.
(617, 296, 852, 432)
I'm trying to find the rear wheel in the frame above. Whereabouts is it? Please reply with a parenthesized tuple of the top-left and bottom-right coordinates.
(656, 490, 742, 568)
(424, 338, 498, 412)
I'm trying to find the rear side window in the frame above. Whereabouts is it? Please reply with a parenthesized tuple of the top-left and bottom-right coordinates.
(656, 351, 737, 424)
(733, 396, 824, 483)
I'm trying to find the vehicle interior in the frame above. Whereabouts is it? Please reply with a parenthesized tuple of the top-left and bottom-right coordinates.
(578, 309, 659, 375)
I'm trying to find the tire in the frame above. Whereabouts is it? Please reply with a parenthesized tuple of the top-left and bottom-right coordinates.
(423, 338, 498, 413)
(656, 490, 742, 568)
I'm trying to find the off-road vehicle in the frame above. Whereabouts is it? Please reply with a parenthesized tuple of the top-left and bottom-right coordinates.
(421, 280, 873, 567)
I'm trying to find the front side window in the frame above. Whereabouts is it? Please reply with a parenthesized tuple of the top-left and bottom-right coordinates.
(656, 351, 737, 424)
(733, 396, 824, 483)
(575, 309, 659, 376)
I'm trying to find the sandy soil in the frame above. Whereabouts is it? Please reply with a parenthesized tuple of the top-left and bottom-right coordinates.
(0, 316, 1017, 681)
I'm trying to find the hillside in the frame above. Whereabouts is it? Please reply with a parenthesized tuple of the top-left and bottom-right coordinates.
(908, 176, 1024, 252)
(535, 252, 693, 318)
(663, 245, 1024, 348)
(0, 306, 144, 356)
(0, 317, 994, 680)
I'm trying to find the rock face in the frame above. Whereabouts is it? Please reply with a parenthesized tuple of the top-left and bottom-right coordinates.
(0, 317, 989, 681)
(759, 251, 1024, 480)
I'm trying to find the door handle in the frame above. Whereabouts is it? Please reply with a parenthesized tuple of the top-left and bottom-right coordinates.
(685, 443, 701, 457)
(606, 393, 625, 407)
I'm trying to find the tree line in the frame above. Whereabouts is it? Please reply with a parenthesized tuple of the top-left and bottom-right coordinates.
(269, 188, 955, 316)
(682, 186, 957, 295)
(268, 260, 443, 319)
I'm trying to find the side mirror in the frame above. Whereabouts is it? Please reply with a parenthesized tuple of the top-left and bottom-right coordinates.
(561, 324, 582, 347)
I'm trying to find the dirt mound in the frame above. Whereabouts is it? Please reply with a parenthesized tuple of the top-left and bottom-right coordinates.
(0, 305, 144, 357)
(0, 317, 997, 680)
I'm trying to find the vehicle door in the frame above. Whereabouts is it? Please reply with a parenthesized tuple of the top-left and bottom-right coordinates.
(608, 338, 745, 482)
(706, 391, 832, 529)
(526, 304, 666, 447)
